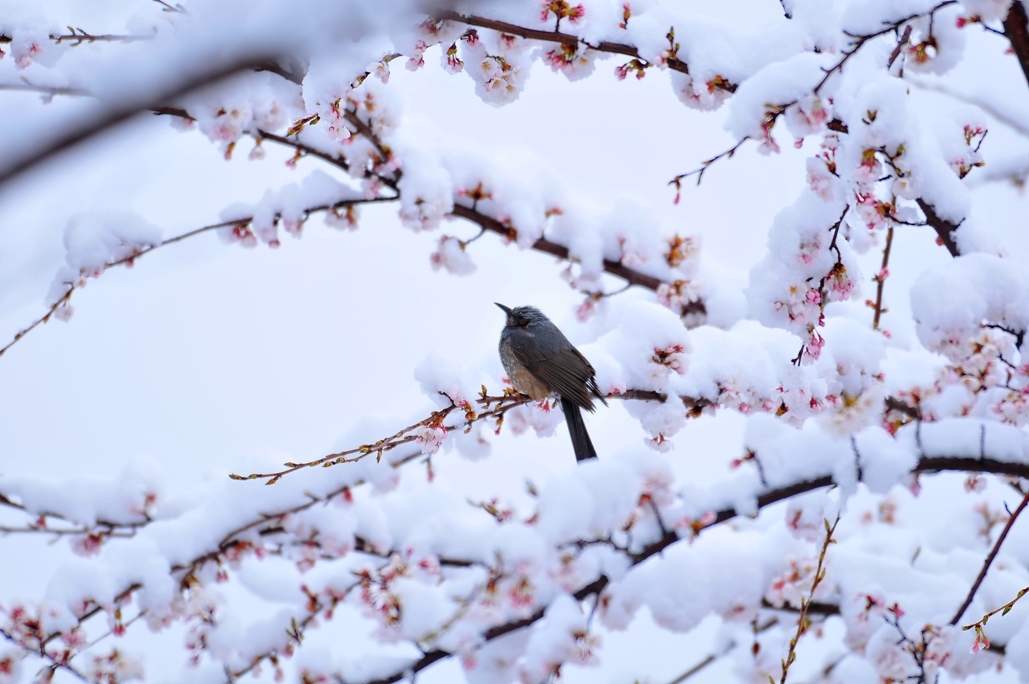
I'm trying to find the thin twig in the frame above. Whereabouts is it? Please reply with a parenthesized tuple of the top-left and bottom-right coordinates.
(887, 25, 914, 68)
(779, 514, 840, 683)
(871, 225, 894, 330)
(230, 392, 533, 483)
(0, 29, 151, 46)
(0, 82, 90, 98)
(908, 76, 1029, 137)
(951, 489, 1029, 625)
(962, 584, 1029, 652)
(0, 196, 391, 359)
(670, 137, 749, 189)
(0, 626, 91, 682)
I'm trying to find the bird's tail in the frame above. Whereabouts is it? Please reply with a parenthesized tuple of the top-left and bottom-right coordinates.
(561, 396, 597, 462)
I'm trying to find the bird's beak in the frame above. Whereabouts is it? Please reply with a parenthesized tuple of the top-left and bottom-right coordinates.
(494, 302, 513, 316)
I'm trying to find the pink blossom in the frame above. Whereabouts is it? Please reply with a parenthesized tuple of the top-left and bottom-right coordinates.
(575, 297, 596, 322)
(61, 629, 86, 648)
(540, 0, 586, 23)
(54, 304, 74, 322)
(972, 628, 990, 653)
(758, 133, 781, 155)
(507, 577, 536, 608)
(13, 41, 41, 70)
(71, 533, 105, 557)
(964, 474, 987, 493)
(407, 41, 427, 71)
(444, 46, 464, 74)
(804, 331, 826, 363)
(415, 425, 447, 454)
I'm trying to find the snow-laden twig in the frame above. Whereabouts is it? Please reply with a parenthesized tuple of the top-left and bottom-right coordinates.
(0, 196, 391, 360)
(435, 11, 705, 82)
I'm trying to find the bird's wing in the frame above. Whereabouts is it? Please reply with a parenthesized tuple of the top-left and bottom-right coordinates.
(508, 329, 599, 411)
(570, 347, 608, 407)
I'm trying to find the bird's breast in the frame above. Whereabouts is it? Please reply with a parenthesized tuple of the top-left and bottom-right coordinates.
(499, 338, 551, 400)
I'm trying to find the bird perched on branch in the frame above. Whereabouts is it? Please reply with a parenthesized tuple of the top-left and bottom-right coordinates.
(495, 303, 608, 462)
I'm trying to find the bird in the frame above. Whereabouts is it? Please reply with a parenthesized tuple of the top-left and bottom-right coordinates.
(495, 303, 608, 462)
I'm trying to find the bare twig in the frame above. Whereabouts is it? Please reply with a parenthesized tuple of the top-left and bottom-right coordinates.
(665, 618, 780, 684)
(0, 288, 74, 359)
(908, 76, 1029, 138)
(871, 225, 894, 330)
(779, 514, 840, 683)
(231, 391, 533, 484)
(0, 81, 90, 98)
(888, 25, 914, 68)
(667, 654, 718, 684)
(670, 137, 749, 189)
(231, 386, 728, 485)
(951, 489, 1029, 625)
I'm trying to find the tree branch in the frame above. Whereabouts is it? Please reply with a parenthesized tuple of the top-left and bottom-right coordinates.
(951, 488, 1029, 625)
(0, 626, 90, 683)
(0, 53, 281, 191)
(326, 453, 1029, 684)
(435, 12, 700, 79)
(1003, 1, 1029, 91)
(448, 203, 705, 316)
(871, 225, 895, 329)
(915, 198, 961, 256)
(10, 423, 1028, 682)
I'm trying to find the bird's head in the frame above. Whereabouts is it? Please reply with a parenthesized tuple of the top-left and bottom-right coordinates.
(495, 303, 547, 328)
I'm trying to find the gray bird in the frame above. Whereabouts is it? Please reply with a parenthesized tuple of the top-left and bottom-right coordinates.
(495, 303, 608, 462)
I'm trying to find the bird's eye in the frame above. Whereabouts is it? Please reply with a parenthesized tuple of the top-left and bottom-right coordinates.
(515, 317, 530, 327)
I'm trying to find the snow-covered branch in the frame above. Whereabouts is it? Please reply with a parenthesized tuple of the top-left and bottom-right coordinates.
(5, 0, 1029, 681)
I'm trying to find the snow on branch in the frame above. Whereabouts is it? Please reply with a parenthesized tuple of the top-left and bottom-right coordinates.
(3, 396, 1026, 681)
(2, 91, 710, 359)
(0, 194, 392, 360)
(6, 1, 1029, 682)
